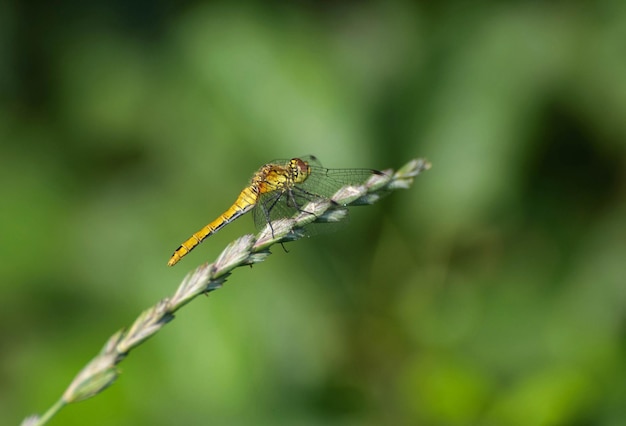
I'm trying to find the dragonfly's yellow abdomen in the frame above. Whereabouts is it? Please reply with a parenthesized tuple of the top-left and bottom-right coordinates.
(167, 186, 259, 266)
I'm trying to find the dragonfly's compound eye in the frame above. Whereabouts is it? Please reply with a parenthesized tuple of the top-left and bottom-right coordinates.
(291, 158, 310, 184)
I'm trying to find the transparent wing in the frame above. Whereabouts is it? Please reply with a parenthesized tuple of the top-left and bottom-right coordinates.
(267, 155, 383, 199)
(301, 166, 379, 198)
(251, 156, 384, 232)
(252, 184, 320, 231)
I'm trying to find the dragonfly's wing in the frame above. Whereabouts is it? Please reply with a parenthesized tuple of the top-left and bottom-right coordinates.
(263, 156, 385, 199)
(300, 165, 383, 199)
(253, 180, 338, 230)
(252, 156, 386, 234)
(253, 187, 346, 237)
(253, 190, 302, 231)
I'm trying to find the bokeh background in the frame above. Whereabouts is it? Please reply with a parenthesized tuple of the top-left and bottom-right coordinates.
(2, 1, 626, 425)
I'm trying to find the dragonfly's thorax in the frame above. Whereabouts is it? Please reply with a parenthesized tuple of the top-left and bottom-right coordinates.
(253, 158, 311, 194)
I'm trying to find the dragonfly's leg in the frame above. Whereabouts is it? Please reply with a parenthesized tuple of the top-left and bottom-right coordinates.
(290, 187, 328, 218)
(263, 192, 284, 238)
(279, 241, 290, 253)
(286, 189, 301, 210)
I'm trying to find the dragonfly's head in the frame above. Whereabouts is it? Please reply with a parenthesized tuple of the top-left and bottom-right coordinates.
(290, 158, 311, 184)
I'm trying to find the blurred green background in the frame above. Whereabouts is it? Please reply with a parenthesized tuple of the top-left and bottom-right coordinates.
(2, 1, 626, 425)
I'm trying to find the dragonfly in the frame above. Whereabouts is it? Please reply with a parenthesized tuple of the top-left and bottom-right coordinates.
(168, 155, 382, 266)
